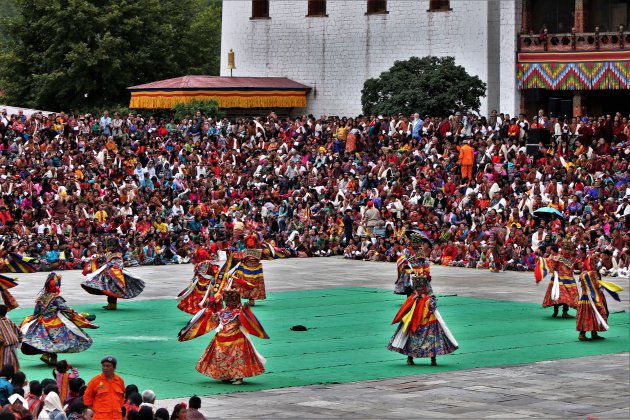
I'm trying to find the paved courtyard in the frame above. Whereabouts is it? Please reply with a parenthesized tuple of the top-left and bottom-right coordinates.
(9, 258, 630, 418)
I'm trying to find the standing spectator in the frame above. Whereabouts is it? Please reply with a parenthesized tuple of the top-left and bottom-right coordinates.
(411, 113, 423, 140)
(53, 360, 79, 404)
(458, 139, 475, 182)
(99, 112, 112, 137)
(362, 201, 381, 236)
(342, 209, 354, 245)
(0, 305, 22, 372)
(83, 356, 124, 420)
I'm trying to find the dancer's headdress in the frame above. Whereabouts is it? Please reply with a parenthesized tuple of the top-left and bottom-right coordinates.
(244, 234, 258, 248)
(222, 288, 241, 307)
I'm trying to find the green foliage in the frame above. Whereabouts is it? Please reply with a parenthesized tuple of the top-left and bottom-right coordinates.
(0, 0, 17, 44)
(172, 99, 224, 121)
(361, 56, 487, 117)
(0, 0, 221, 110)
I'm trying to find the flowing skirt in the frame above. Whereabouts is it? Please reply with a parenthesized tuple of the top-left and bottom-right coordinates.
(236, 263, 266, 301)
(177, 278, 210, 315)
(196, 329, 265, 380)
(387, 321, 458, 358)
(21, 315, 93, 354)
(178, 289, 205, 314)
(81, 266, 145, 299)
(576, 298, 608, 332)
(542, 278, 578, 308)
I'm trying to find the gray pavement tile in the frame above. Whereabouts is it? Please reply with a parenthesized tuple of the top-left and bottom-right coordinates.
(395, 409, 455, 418)
(497, 397, 558, 407)
(510, 409, 562, 418)
(587, 408, 630, 419)
(465, 411, 524, 418)
(529, 400, 601, 415)
(483, 413, 531, 419)
(427, 398, 489, 408)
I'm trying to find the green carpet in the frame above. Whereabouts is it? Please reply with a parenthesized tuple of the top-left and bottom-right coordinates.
(9, 287, 629, 399)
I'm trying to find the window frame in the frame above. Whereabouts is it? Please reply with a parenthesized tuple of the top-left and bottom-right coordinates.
(307, 0, 328, 17)
(428, 0, 451, 12)
(251, 0, 270, 19)
(366, 0, 388, 15)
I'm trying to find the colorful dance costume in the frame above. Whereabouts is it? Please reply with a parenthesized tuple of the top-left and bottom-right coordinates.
(388, 233, 458, 366)
(20, 273, 98, 366)
(81, 250, 145, 310)
(0, 275, 20, 371)
(0, 274, 19, 311)
(488, 225, 506, 272)
(177, 260, 221, 315)
(395, 248, 430, 296)
(576, 255, 624, 341)
(178, 289, 269, 385)
(231, 235, 271, 304)
(231, 236, 291, 305)
(534, 241, 579, 318)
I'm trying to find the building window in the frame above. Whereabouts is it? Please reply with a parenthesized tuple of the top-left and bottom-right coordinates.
(530, 0, 573, 33)
(251, 0, 269, 19)
(367, 0, 387, 14)
(429, 0, 451, 12)
(307, 0, 327, 17)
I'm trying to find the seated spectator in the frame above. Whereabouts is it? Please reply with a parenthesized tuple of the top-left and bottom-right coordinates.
(186, 396, 206, 420)
(139, 390, 156, 414)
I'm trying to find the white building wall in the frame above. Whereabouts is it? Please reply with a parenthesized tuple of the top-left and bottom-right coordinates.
(499, 0, 522, 116)
(221, 0, 518, 117)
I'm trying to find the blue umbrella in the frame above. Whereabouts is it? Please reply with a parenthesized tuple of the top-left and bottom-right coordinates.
(533, 207, 564, 219)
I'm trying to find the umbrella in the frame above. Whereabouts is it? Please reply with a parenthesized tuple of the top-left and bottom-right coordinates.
(533, 207, 564, 220)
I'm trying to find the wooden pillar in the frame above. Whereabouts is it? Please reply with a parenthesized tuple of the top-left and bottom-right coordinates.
(573, 92, 583, 118)
(574, 0, 586, 32)
(519, 93, 527, 115)
(521, 0, 532, 33)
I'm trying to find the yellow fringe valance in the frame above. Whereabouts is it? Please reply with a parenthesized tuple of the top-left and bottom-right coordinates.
(129, 91, 307, 109)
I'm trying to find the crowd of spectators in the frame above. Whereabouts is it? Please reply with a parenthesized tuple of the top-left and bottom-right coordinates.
(0, 358, 204, 419)
(0, 106, 629, 277)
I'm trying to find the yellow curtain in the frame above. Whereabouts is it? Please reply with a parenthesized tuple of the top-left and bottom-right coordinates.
(129, 91, 307, 109)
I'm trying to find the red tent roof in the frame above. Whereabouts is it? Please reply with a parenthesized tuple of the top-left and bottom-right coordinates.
(128, 76, 311, 91)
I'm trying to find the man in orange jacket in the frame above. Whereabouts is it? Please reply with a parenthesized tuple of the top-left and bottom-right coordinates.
(459, 139, 475, 182)
(83, 356, 125, 419)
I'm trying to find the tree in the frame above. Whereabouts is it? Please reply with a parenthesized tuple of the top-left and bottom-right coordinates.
(0, 0, 222, 110)
(361, 56, 487, 117)
(0, 0, 17, 43)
